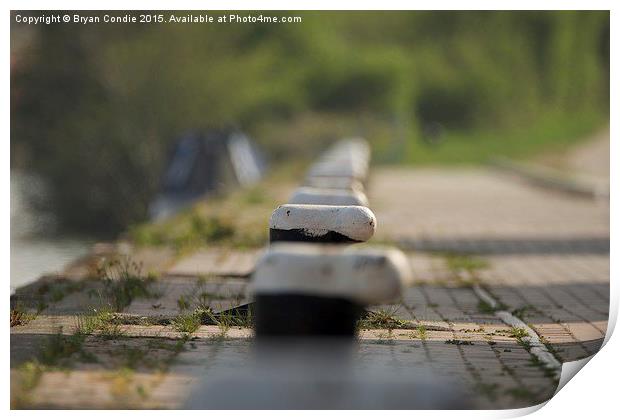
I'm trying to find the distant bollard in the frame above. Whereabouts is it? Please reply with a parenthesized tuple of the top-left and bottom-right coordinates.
(269, 204, 376, 244)
(306, 158, 368, 181)
(322, 137, 371, 164)
(288, 187, 369, 207)
(318, 138, 369, 170)
(304, 176, 365, 192)
(304, 137, 371, 188)
(251, 243, 413, 336)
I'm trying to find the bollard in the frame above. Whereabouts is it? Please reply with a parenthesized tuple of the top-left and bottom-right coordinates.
(304, 176, 364, 192)
(251, 243, 413, 336)
(322, 137, 370, 164)
(269, 204, 376, 244)
(288, 186, 369, 207)
(306, 158, 368, 181)
(302, 137, 371, 189)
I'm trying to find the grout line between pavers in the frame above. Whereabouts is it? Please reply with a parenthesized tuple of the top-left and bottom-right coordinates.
(538, 287, 608, 336)
(511, 286, 598, 356)
(472, 284, 562, 378)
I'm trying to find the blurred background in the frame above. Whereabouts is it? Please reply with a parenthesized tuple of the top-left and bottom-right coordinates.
(10, 11, 610, 288)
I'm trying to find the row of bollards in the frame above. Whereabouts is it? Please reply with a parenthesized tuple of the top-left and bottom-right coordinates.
(186, 138, 470, 409)
(253, 137, 412, 337)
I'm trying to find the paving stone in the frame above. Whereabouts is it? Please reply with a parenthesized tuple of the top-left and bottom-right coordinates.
(370, 168, 608, 251)
(126, 276, 250, 317)
(167, 248, 259, 277)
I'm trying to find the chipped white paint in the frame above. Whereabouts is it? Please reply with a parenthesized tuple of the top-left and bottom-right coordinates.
(289, 187, 369, 207)
(472, 284, 562, 377)
(304, 176, 364, 192)
(270, 204, 376, 242)
(250, 243, 412, 304)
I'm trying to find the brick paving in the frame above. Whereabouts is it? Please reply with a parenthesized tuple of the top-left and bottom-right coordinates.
(10, 135, 609, 409)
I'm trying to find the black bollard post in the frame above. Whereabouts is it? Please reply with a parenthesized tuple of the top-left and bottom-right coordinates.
(251, 244, 412, 338)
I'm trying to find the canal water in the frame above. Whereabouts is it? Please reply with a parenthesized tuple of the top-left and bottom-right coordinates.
(10, 171, 95, 292)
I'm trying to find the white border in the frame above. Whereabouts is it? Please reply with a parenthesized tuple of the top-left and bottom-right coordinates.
(4, 2, 617, 419)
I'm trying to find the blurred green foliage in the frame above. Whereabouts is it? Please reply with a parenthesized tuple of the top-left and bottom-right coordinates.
(11, 11, 609, 233)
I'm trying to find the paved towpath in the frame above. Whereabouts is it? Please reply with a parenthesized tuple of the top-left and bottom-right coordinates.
(11, 132, 609, 409)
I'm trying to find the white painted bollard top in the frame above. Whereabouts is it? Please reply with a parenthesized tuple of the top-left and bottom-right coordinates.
(251, 243, 413, 305)
(270, 204, 376, 242)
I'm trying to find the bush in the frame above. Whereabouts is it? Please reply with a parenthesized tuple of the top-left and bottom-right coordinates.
(11, 11, 610, 234)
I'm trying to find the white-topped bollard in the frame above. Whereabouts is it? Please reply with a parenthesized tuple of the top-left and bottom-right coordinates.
(251, 243, 413, 336)
(288, 187, 369, 207)
(306, 158, 368, 181)
(304, 176, 364, 192)
(269, 204, 376, 244)
(307, 137, 371, 182)
(322, 138, 370, 164)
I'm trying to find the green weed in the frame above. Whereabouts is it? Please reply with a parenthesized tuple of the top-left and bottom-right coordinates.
(97, 257, 158, 311)
(358, 308, 413, 330)
(172, 313, 201, 334)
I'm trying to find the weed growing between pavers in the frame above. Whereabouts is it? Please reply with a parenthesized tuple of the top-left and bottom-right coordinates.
(10, 304, 37, 327)
(172, 313, 201, 334)
(509, 327, 529, 340)
(76, 308, 125, 339)
(175, 277, 246, 313)
(358, 308, 415, 330)
(102, 334, 194, 405)
(416, 324, 428, 340)
(407, 324, 428, 340)
(75, 305, 254, 332)
(12, 329, 96, 406)
(10, 261, 200, 409)
(12, 329, 192, 408)
(97, 257, 159, 311)
(195, 306, 254, 337)
(539, 336, 564, 362)
(38, 333, 92, 366)
(173, 305, 254, 335)
(441, 252, 489, 285)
